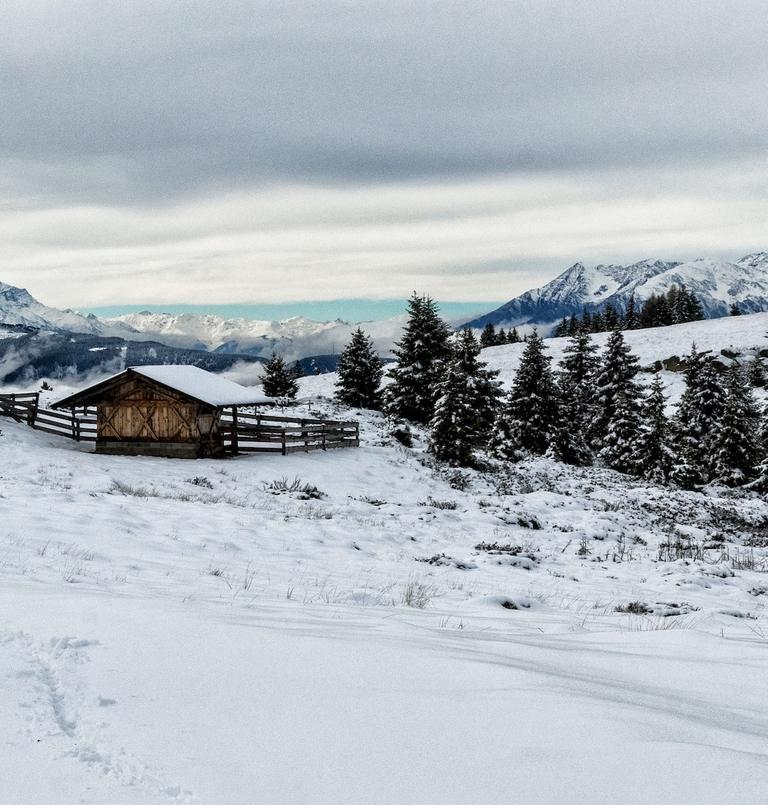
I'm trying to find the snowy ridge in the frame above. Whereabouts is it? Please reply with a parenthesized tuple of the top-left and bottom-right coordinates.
(465, 252, 768, 331)
(0, 281, 136, 337)
(0, 279, 408, 360)
(105, 311, 408, 359)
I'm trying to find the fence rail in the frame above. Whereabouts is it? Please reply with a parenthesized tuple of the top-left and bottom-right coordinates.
(0, 393, 97, 441)
(220, 410, 359, 455)
(0, 393, 358, 455)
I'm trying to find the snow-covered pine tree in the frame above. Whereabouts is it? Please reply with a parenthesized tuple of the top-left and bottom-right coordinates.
(384, 294, 452, 425)
(712, 365, 762, 486)
(746, 400, 768, 492)
(261, 353, 299, 399)
(631, 374, 674, 483)
(334, 327, 384, 409)
(492, 329, 560, 460)
(428, 329, 503, 465)
(747, 357, 766, 388)
(556, 328, 600, 465)
(598, 389, 644, 474)
(592, 328, 643, 445)
(669, 345, 726, 488)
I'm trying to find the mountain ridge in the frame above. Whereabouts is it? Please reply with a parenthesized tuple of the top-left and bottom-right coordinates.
(464, 253, 768, 331)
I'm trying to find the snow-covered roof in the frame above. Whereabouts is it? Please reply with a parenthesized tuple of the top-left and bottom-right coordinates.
(53, 365, 271, 408)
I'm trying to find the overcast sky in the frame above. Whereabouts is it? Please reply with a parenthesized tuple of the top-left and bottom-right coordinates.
(1, 0, 766, 317)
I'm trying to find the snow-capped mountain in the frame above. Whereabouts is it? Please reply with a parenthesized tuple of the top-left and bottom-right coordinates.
(104, 311, 407, 360)
(0, 281, 136, 337)
(0, 281, 406, 360)
(464, 253, 768, 331)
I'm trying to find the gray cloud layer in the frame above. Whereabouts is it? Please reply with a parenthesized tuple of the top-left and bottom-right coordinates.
(4, 0, 767, 202)
(1, 1, 766, 308)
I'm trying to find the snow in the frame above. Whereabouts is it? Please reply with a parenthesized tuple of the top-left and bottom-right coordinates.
(52, 365, 272, 409)
(129, 365, 272, 407)
(482, 311, 768, 393)
(105, 311, 409, 359)
(2, 314, 768, 803)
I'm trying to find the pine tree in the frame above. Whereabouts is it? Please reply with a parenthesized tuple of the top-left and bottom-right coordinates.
(590, 311, 605, 333)
(335, 328, 384, 409)
(632, 374, 674, 483)
(428, 329, 503, 465)
(747, 357, 766, 388)
(291, 360, 304, 379)
(554, 317, 568, 338)
(712, 365, 761, 486)
(493, 330, 560, 460)
(746, 401, 768, 492)
(669, 345, 726, 488)
(261, 353, 299, 399)
(508, 327, 521, 343)
(556, 328, 600, 465)
(592, 328, 643, 445)
(604, 303, 619, 331)
(624, 296, 639, 330)
(384, 294, 452, 425)
(599, 389, 644, 474)
(480, 322, 497, 348)
(730, 302, 742, 316)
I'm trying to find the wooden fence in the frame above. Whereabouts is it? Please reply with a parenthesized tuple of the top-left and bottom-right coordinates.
(220, 409, 359, 455)
(0, 393, 358, 455)
(0, 393, 97, 441)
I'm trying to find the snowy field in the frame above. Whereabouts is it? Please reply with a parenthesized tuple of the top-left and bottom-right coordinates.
(2, 318, 768, 803)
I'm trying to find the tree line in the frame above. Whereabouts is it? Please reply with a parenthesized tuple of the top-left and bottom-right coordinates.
(552, 284, 707, 338)
(331, 293, 768, 490)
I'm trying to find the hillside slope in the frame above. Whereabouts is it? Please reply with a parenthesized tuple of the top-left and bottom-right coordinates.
(1, 310, 768, 803)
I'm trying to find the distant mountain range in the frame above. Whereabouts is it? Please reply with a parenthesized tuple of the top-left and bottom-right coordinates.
(0, 279, 406, 361)
(463, 253, 768, 332)
(0, 281, 406, 384)
(2, 250, 768, 384)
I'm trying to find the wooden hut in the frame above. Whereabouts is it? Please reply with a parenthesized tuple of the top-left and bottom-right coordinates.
(53, 365, 271, 458)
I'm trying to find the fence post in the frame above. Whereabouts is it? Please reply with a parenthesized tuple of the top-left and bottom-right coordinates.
(27, 394, 38, 428)
(231, 406, 239, 456)
(281, 429, 286, 456)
